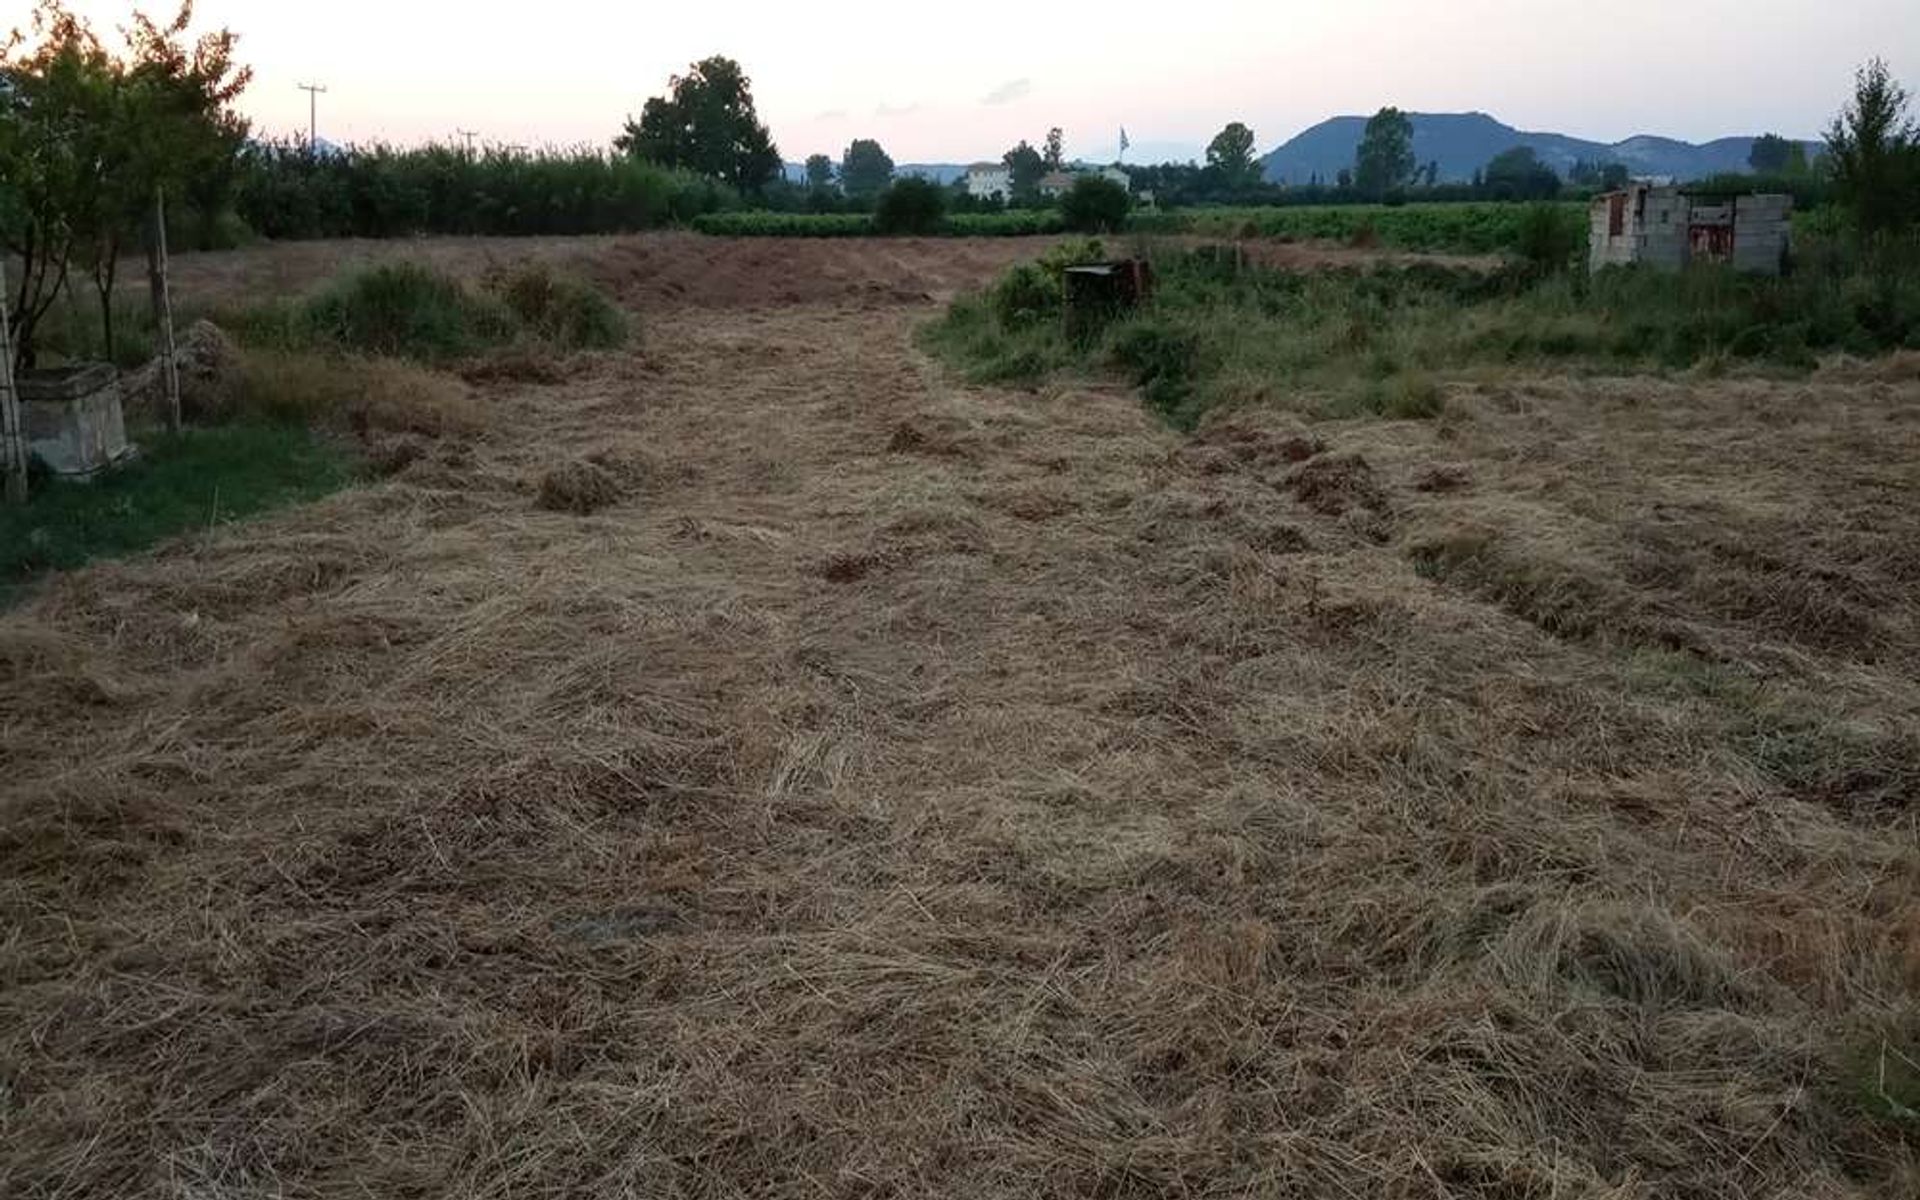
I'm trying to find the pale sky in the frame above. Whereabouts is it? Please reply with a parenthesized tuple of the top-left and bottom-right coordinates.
(40, 1, 1919, 162)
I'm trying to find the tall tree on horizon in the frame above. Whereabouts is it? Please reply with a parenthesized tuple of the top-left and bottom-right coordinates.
(1825, 58, 1918, 236)
(839, 138, 894, 200)
(1003, 140, 1045, 202)
(1748, 133, 1807, 176)
(616, 56, 781, 193)
(1205, 122, 1259, 189)
(1043, 127, 1064, 171)
(1353, 107, 1416, 198)
(804, 153, 835, 190)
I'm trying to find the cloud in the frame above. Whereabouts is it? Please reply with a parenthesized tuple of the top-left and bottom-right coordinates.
(814, 108, 849, 121)
(874, 101, 923, 118)
(980, 78, 1032, 106)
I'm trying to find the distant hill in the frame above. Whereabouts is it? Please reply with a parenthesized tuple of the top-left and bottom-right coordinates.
(1259, 112, 1821, 184)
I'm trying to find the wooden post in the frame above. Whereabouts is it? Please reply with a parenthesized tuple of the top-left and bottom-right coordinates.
(149, 188, 181, 432)
(1, 259, 29, 504)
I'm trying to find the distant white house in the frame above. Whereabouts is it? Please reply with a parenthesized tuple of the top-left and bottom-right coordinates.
(964, 163, 1011, 200)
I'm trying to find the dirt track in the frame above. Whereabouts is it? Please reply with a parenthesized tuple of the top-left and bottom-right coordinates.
(4, 235, 1919, 1197)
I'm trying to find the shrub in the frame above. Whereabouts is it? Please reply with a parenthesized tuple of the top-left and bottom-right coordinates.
(1514, 202, 1585, 275)
(294, 263, 517, 360)
(481, 262, 629, 351)
(1059, 175, 1131, 233)
(1037, 238, 1107, 281)
(991, 264, 1060, 329)
(236, 262, 629, 362)
(1108, 319, 1203, 425)
(873, 177, 947, 235)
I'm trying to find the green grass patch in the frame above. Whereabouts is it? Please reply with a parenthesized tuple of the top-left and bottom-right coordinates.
(233, 261, 628, 362)
(923, 238, 1920, 430)
(1, 424, 357, 596)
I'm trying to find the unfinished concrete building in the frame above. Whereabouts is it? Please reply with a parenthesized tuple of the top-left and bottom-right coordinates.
(1589, 185, 1792, 275)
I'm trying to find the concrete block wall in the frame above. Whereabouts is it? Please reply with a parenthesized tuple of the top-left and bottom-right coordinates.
(1731, 195, 1793, 276)
(1589, 189, 1791, 274)
(1589, 193, 1645, 270)
(1642, 191, 1689, 270)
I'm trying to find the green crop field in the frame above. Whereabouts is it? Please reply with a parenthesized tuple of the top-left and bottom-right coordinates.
(1127, 202, 1590, 254)
(692, 202, 1584, 255)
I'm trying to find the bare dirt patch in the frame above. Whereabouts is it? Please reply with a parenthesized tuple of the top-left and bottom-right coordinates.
(3, 238, 1918, 1198)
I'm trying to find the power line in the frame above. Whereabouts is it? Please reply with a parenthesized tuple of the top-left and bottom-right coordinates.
(297, 82, 328, 154)
(456, 129, 478, 155)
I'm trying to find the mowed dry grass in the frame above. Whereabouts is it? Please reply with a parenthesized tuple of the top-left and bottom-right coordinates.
(4, 235, 1920, 1198)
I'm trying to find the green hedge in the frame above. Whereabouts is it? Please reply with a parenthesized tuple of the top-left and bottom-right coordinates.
(235, 140, 735, 241)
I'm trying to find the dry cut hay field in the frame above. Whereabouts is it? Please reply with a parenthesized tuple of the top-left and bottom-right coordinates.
(3, 233, 1919, 1198)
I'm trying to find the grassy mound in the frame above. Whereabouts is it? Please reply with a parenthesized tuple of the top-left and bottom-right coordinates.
(238, 261, 629, 361)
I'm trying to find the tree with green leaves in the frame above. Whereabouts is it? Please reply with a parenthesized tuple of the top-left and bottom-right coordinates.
(1043, 127, 1064, 171)
(1205, 122, 1258, 189)
(1569, 159, 1630, 190)
(804, 153, 835, 190)
(1003, 140, 1045, 204)
(1825, 59, 1917, 237)
(839, 138, 893, 201)
(1059, 174, 1129, 233)
(1353, 107, 1415, 198)
(1748, 133, 1807, 176)
(873, 176, 945, 234)
(118, 3, 250, 372)
(1481, 146, 1561, 201)
(0, 1, 248, 371)
(0, 3, 117, 371)
(616, 56, 781, 193)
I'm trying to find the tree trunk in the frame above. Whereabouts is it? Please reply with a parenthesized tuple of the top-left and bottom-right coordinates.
(0, 259, 27, 505)
(97, 243, 118, 367)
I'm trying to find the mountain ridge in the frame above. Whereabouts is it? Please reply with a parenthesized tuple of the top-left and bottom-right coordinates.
(1259, 112, 1821, 184)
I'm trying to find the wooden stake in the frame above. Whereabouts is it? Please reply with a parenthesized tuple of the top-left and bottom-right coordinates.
(150, 188, 181, 432)
(1, 259, 29, 505)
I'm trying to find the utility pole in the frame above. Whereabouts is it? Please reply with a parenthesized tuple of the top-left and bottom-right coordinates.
(298, 82, 327, 155)
(456, 129, 478, 155)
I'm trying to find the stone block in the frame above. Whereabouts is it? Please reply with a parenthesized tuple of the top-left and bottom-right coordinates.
(19, 363, 133, 479)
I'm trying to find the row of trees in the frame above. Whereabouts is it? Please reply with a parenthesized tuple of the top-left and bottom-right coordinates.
(231, 140, 733, 241)
(1, 1, 249, 370)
